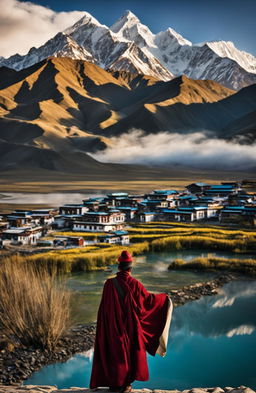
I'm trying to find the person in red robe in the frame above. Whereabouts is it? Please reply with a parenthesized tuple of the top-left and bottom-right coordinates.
(90, 250, 172, 393)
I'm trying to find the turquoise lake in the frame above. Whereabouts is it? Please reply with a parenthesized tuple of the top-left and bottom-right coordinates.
(24, 251, 256, 390)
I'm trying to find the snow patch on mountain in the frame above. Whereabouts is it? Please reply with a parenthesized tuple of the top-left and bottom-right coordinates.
(0, 32, 94, 71)
(206, 41, 256, 74)
(1, 9, 256, 89)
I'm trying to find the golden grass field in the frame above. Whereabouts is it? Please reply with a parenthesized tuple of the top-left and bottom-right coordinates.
(2, 222, 254, 275)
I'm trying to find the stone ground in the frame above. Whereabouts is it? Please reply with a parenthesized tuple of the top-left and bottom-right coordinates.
(0, 385, 255, 393)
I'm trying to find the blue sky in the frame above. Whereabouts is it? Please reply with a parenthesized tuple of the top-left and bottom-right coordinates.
(21, 0, 256, 55)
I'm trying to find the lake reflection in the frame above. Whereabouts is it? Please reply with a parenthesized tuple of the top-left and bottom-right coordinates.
(24, 280, 256, 390)
(66, 250, 252, 324)
(68, 250, 218, 324)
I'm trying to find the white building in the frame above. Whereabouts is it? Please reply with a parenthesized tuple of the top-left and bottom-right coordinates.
(59, 204, 88, 216)
(73, 211, 126, 232)
(139, 212, 156, 222)
(2, 227, 43, 245)
(98, 231, 130, 245)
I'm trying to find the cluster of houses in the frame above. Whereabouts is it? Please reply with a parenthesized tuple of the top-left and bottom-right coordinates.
(0, 181, 255, 247)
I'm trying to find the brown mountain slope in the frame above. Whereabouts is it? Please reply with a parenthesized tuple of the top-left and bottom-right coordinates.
(1, 57, 254, 173)
(0, 57, 235, 147)
(223, 109, 256, 143)
(103, 82, 256, 137)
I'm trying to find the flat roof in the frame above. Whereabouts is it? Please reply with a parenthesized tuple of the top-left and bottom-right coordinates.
(7, 215, 31, 219)
(187, 183, 209, 187)
(84, 212, 109, 215)
(61, 204, 85, 207)
(3, 229, 25, 234)
(107, 193, 129, 197)
(56, 214, 83, 218)
(222, 206, 245, 210)
(179, 206, 208, 210)
(153, 190, 178, 194)
(118, 207, 137, 210)
(209, 185, 234, 189)
(221, 210, 243, 213)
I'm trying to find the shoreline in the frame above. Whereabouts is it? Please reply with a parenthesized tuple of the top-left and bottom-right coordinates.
(0, 272, 246, 386)
(0, 386, 255, 393)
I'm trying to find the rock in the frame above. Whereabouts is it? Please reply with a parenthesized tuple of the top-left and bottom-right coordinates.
(190, 389, 208, 393)
(0, 341, 14, 352)
(208, 388, 225, 393)
(229, 389, 255, 393)
(133, 390, 152, 393)
(154, 390, 179, 393)
(242, 389, 255, 393)
(19, 386, 58, 392)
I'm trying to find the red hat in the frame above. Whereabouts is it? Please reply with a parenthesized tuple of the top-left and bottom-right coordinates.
(118, 250, 133, 263)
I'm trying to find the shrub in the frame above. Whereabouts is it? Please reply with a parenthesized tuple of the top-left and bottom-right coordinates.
(0, 255, 71, 349)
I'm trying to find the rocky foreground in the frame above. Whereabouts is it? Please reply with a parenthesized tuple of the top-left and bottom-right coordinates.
(0, 273, 241, 385)
(0, 385, 255, 393)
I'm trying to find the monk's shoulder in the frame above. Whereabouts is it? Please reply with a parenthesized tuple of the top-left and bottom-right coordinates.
(129, 275, 144, 290)
(103, 277, 114, 290)
(105, 277, 114, 284)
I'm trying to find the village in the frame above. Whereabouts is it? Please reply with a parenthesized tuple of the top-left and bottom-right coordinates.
(0, 181, 256, 250)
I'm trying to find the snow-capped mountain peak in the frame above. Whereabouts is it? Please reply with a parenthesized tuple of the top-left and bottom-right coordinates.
(111, 10, 155, 49)
(154, 27, 192, 53)
(111, 10, 140, 33)
(1, 10, 256, 90)
(205, 40, 256, 74)
(64, 12, 103, 35)
(0, 32, 94, 71)
(165, 27, 192, 46)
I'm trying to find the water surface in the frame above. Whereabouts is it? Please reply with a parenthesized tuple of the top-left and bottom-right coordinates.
(67, 250, 222, 324)
(25, 280, 256, 390)
(0, 192, 101, 206)
(66, 250, 252, 324)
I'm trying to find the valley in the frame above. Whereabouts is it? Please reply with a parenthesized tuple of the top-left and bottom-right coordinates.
(0, 57, 255, 177)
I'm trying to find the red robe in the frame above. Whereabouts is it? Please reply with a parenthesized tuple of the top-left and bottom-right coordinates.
(90, 270, 169, 388)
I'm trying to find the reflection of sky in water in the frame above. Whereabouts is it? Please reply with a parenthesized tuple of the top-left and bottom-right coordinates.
(0, 193, 102, 205)
(67, 250, 253, 324)
(25, 280, 256, 390)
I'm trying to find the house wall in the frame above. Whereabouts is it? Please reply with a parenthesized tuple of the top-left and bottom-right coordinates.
(54, 217, 67, 228)
(140, 214, 155, 222)
(5, 230, 43, 245)
(207, 209, 218, 218)
(195, 210, 206, 220)
(73, 223, 124, 232)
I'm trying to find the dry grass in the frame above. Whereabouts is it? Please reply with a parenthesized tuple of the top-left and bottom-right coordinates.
(28, 241, 149, 273)
(0, 255, 71, 349)
(168, 256, 256, 275)
(51, 231, 104, 239)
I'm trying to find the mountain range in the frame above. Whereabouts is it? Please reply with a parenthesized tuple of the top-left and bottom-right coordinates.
(0, 56, 256, 173)
(0, 11, 256, 176)
(1, 10, 256, 90)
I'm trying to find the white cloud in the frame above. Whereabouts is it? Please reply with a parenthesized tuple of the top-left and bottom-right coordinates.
(90, 129, 256, 170)
(212, 296, 235, 308)
(0, 0, 85, 58)
(226, 325, 255, 337)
